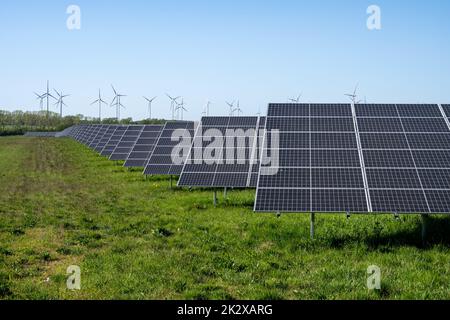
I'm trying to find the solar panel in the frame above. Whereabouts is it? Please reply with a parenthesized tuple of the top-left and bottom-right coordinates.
(255, 103, 450, 214)
(95, 126, 118, 153)
(89, 125, 111, 149)
(177, 116, 265, 188)
(100, 126, 128, 157)
(143, 121, 196, 175)
(76, 125, 93, 144)
(109, 125, 144, 161)
(358, 103, 450, 213)
(85, 125, 106, 148)
(124, 125, 164, 167)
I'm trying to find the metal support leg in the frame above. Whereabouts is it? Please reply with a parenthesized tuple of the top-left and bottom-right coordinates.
(213, 191, 217, 207)
(310, 213, 315, 240)
(224, 187, 227, 198)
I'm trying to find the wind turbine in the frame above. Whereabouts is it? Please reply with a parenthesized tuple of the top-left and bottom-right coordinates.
(40, 80, 56, 117)
(111, 85, 126, 120)
(166, 94, 180, 120)
(234, 100, 243, 116)
(53, 89, 70, 117)
(226, 100, 235, 116)
(289, 93, 303, 103)
(202, 100, 212, 117)
(176, 98, 188, 120)
(345, 83, 362, 104)
(91, 89, 108, 121)
(34, 92, 45, 111)
(143, 96, 157, 120)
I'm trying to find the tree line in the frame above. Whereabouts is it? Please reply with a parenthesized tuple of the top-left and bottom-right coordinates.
(0, 110, 166, 136)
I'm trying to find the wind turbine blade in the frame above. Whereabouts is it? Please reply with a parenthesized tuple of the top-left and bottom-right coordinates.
(91, 100, 99, 105)
(111, 85, 117, 95)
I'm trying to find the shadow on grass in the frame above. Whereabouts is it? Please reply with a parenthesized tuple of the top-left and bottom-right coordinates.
(329, 216, 450, 250)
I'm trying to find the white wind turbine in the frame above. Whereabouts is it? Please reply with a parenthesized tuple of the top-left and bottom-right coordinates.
(289, 93, 303, 103)
(91, 89, 108, 121)
(34, 92, 45, 111)
(176, 98, 188, 120)
(345, 83, 362, 104)
(143, 96, 157, 120)
(234, 100, 243, 116)
(166, 94, 180, 120)
(202, 100, 212, 117)
(40, 80, 56, 117)
(226, 100, 235, 116)
(53, 89, 70, 117)
(111, 85, 126, 120)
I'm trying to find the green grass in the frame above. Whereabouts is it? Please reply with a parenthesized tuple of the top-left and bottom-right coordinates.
(0, 136, 449, 300)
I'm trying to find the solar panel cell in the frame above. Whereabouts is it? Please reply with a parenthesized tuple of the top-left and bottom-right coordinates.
(310, 118, 355, 132)
(255, 189, 310, 212)
(401, 118, 450, 133)
(355, 104, 399, 117)
(360, 133, 409, 149)
(311, 189, 367, 212)
(396, 104, 441, 118)
(425, 190, 450, 213)
(311, 133, 358, 149)
(310, 103, 352, 117)
(418, 169, 450, 189)
(258, 168, 310, 188)
(311, 168, 364, 188)
(267, 104, 309, 117)
(370, 190, 429, 213)
(363, 150, 416, 168)
(311, 150, 361, 168)
(366, 169, 422, 189)
(412, 150, 450, 168)
(266, 118, 309, 131)
(406, 134, 450, 149)
(357, 118, 403, 133)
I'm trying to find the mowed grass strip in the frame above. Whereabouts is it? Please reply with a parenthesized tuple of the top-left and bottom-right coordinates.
(0, 136, 449, 300)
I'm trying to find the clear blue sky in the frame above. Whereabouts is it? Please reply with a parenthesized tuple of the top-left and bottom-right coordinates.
(0, 0, 449, 120)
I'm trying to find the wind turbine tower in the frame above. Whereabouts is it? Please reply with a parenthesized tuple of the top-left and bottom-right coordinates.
(53, 89, 70, 117)
(143, 96, 157, 120)
(91, 89, 108, 121)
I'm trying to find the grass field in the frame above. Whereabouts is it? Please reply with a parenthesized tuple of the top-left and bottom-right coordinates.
(0, 136, 449, 300)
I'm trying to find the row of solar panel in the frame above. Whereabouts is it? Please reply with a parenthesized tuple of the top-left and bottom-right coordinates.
(52, 103, 450, 214)
(61, 117, 266, 188)
(268, 103, 450, 118)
